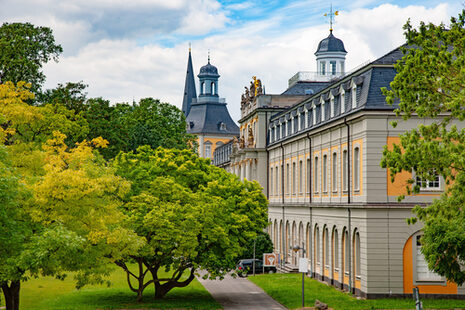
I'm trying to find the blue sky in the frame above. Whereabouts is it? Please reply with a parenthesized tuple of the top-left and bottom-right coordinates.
(1, 0, 462, 121)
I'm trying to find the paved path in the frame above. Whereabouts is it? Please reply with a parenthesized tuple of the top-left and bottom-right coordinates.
(197, 274, 287, 310)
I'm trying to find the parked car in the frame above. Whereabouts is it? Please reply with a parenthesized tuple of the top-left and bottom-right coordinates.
(236, 259, 277, 277)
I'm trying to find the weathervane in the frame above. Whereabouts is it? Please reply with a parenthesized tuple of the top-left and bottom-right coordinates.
(208, 49, 210, 63)
(189, 42, 191, 52)
(324, 4, 339, 32)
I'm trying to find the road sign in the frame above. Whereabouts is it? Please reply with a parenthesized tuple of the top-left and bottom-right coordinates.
(263, 253, 278, 266)
(299, 258, 308, 273)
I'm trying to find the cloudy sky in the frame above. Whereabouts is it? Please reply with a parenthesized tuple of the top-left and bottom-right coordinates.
(1, 0, 462, 121)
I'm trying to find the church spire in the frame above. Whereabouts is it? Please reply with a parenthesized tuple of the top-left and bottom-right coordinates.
(182, 44, 197, 117)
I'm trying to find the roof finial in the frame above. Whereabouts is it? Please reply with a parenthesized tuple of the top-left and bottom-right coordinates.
(208, 49, 210, 64)
(324, 3, 339, 33)
(189, 42, 191, 53)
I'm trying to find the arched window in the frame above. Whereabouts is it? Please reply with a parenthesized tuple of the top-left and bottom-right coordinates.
(211, 82, 216, 95)
(352, 85, 357, 109)
(315, 225, 320, 266)
(343, 229, 349, 274)
(204, 141, 212, 159)
(333, 228, 339, 271)
(354, 230, 361, 277)
(354, 147, 360, 191)
(324, 226, 329, 267)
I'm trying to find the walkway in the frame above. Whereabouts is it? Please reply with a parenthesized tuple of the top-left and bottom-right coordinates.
(197, 274, 287, 310)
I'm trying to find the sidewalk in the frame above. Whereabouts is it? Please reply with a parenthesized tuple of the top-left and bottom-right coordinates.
(197, 274, 287, 310)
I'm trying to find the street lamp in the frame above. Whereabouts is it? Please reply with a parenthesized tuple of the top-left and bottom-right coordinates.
(291, 243, 306, 308)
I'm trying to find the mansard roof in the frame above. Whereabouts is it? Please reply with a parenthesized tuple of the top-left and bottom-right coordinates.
(268, 46, 404, 144)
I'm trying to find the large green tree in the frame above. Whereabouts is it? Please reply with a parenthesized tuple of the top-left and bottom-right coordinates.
(0, 82, 140, 310)
(113, 146, 268, 301)
(0, 23, 62, 94)
(381, 11, 465, 285)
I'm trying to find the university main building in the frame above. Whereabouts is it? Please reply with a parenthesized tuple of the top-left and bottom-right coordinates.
(182, 26, 465, 298)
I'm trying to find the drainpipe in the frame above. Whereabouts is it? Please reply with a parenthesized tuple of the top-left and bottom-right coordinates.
(280, 142, 286, 266)
(306, 132, 313, 276)
(344, 117, 352, 293)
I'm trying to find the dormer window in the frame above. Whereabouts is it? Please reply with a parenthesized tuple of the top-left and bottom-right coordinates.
(219, 122, 226, 131)
(352, 85, 357, 109)
(341, 90, 346, 113)
(330, 96, 335, 118)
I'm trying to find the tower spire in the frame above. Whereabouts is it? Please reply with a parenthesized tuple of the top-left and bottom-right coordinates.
(182, 45, 197, 116)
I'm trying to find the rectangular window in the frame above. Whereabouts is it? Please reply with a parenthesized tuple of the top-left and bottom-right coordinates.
(341, 92, 345, 113)
(352, 86, 357, 109)
(270, 168, 273, 196)
(330, 98, 334, 118)
(332, 152, 337, 192)
(323, 154, 327, 193)
(205, 144, 211, 158)
(320, 62, 326, 75)
(416, 172, 440, 189)
(321, 103, 325, 121)
(299, 160, 303, 194)
(306, 158, 311, 194)
(343, 150, 348, 191)
(416, 235, 442, 281)
(276, 165, 279, 195)
(313, 106, 317, 125)
(330, 61, 336, 75)
(286, 163, 290, 194)
(354, 147, 360, 191)
(314, 157, 319, 193)
(292, 162, 296, 195)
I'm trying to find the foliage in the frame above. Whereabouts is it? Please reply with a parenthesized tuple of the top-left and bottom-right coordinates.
(0, 82, 139, 310)
(125, 98, 196, 152)
(241, 231, 274, 259)
(0, 23, 62, 94)
(38, 81, 88, 114)
(381, 11, 465, 285)
(251, 273, 465, 310)
(113, 146, 268, 300)
(82, 98, 130, 159)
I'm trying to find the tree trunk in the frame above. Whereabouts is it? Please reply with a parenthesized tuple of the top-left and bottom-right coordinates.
(151, 267, 195, 299)
(2, 280, 20, 310)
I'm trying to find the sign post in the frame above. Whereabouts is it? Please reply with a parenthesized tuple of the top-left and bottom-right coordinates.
(299, 257, 308, 308)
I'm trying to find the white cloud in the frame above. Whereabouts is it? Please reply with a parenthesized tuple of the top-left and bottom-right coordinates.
(4, 1, 458, 123)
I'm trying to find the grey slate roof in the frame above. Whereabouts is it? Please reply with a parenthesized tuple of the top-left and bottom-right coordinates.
(186, 101, 239, 135)
(281, 81, 331, 95)
(268, 46, 405, 145)
(182, 51, 197, 116)
(315, 31, 347, 54)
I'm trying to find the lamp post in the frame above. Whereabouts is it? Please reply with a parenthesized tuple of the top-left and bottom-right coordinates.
(291, 244, 306, 308)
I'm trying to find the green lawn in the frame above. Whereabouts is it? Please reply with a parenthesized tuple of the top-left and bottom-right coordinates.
(249, 273, 465, 310)
(0, 266, 221, 310)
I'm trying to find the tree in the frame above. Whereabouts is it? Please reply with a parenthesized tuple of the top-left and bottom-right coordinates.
(381, 11, 465, 285)
(125, 98, 195, 152)
(38, 81, 88, 113)
(241, 231, 274, 259)
(0, 82, 140, 310)
(113, 146, 268, 301)
(82, 98, 130, 159)
(0, 23, 62, 94)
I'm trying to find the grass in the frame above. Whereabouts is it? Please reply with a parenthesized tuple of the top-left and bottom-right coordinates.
(249, 273, 465, 310)
(0, 266, 221, 310)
